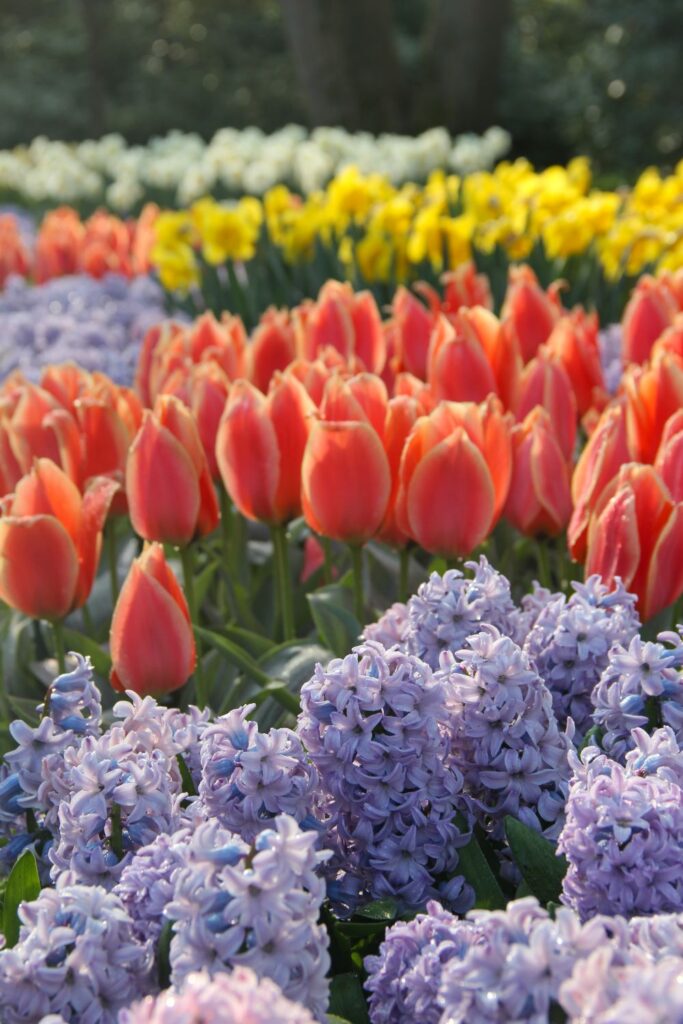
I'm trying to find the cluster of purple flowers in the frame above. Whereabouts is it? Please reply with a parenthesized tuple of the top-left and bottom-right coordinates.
(0, 272, 171, 385)
(297, 640, 473, 913)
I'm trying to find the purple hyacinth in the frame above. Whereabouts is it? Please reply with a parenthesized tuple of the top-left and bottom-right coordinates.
(592, 632, 683, 761)
(406, 557, 519, 669)
(114, 828, 190, 943)
(0, 881, 153, 1023)
(436, 627, 571, 849)
(167, 815, 330, 1018)
(199, 704, 320, 842)
(363, 601, 410, 650)
(558, 737, 683, 919)
(120, 967, 318, 1024)
(297, 641, 473, 914)
(524, 575, 640, 736)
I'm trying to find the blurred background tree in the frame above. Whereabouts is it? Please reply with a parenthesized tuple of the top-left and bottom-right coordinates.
(0, 0, 680, 175)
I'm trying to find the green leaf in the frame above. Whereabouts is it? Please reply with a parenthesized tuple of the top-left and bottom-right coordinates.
(194, 560, 220, 610)
(308, 580, 361, 658)
(329, 973, 370, 1024)
(176, 754, 197, 797)
(504, 816, 568, 905)
(61, 629, 112, 678)
(454, 814, 506, 910)
(328, 1016, 354, 1024)
(194, 626, 271, 687)
(355, 898, 398, 921)
(253, 642, 333, 728)
(157, 918, 173, 989)
(2, 850, 40, 947)
(7, 696, 40, 726)
(222, 624, 275, 658)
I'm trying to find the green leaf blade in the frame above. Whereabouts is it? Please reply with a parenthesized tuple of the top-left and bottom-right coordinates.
(2, 850, 40, 947)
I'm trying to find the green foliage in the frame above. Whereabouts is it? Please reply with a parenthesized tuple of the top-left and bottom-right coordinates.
(2, 851, 40, 948)
(504, 816, 568, 904)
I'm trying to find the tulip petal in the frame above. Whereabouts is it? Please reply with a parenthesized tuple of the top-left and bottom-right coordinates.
(216, 382, 280, 522)
(406, 429, 495, 557)
(0, 514, 78, 619)
(585, 488, 640, 590)
(644, 504, 683, 620)
(73, 475, 120, 609)
(11, 458, 82, 546)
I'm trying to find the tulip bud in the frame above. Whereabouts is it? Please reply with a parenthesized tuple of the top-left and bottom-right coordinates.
(110, 543, 195, 695)
(391, 286, 433, 379)
(622, 275, 677, 365)
(216, 375, 315, 524)
(544, 310, 605, 417)
(624, 353, 683, 463)
(504, 408, 572, 537)
(249, 309, 296, 393)
(320, 373, 388, 436)
(500, 265, 563, 363)
(440, 262, 493, 315)
(378, 395, 421, 546)
(516, 351, 577, 461)
(294, 284, 354, 363)
(654, 410, 683, 502)
(301, 420, 391, 543)
(127, 396, 219, 545)
(427, 313, 497, 403)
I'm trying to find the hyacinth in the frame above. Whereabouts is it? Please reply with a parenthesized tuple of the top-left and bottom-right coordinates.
(297, 641, 472, 913)
(364, 900, 470, 1024)
(0, 272, 171, 386)
(559, 946, 683, 1023)
(405, 557, 519, 669)
(114, 828, 190, 943)
(558, 737, 683, 919)
(362, 601, 410, 650)
(592, 632, 683, 761)
(437, 627, 571, 847)
(0, 882, 153, 1023)
(120, 967, 318, 1024)
(598, 323, 624, 395)
(199, 704, 320, 842)
(524, 575, 640, 736)
(167, 815, 330, 1018)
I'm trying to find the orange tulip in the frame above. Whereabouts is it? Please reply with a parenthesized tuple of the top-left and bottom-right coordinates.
(584, 464, 683, 621)
(394, 397, 511, 558)
(465, 306, 521, 411)
(427, 313, 497, 403)
(391, 287, 434, 379)
(651, 314, 683, 364)
(110, 543, 195, 695)
(0, 458, 118, 619)
(622, 275, 677, 365)
(127, 395, 219, 545)
(440, 262, 493, 315)
(516, 351, 577, 461)
(624, 353, 683, 463)
(0, 215, 30, 287)
(568, 402, 631, 561)
(216, 375, 315, 524)
(500, 265, 563, 363)
(34, 208, 83, 283)
(378, 395, 421, 547)
(249, 308, 296, 393)
(301, 420, 391, 543)
(544, 310, 606, 417)
(294, 281, 385, 374)
(654, 410, 683, 502)
(504, 408, 572, 537)
(319, 373, 388, 437)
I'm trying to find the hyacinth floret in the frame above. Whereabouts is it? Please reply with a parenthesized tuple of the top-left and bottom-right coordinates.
(120, 967, 317, 1024)
(406, 557, 518, 669)
(558, 736, 683, 919)
(167, 814, 330, 1018)
(199, 704, 320, 841)
(297, 640, 472, 913)
(523, 575, 640, 736)
(363, 601, 410, 650)
(436, 627, 571, 847)
(0, 881, 153, 1024)
(114, 827, 190, 943)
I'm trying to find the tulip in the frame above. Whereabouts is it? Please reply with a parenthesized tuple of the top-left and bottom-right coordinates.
(110, 543, 195, 696)
(216, 375, 315, 525)
(135, 321, 187, 407)
(651, 314, 683, 364)
(394, 397, 511, 558)
(248, 308, 296, 393)
(427, 312, 497, 403)
(440, 262, 493, 315)
(295, 281, 385, 374)
(500, 265, 563, 363)
(624, 353, 683, 463)
(127, 395, 219, 545)
(504, 408, 572, 537)
(568, 402, 631, 561)
(544, 310, 606, 417)
(0, 458, 118, 620)
(391, 286, 433, 379)
(654, 410, 683, 502)
(0, 215, 30, 288)
(516, 351, 577, 461)
(319, 373, 388, 438)
(466, 306, 521, 411)
(584, 464, 683, 621)
(378, 395, 421, 549)
(301, 420, 391, 544)
(622, 275, 677, 365)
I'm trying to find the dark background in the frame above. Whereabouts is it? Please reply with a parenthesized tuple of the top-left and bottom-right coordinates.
(1, 0, 681, 177)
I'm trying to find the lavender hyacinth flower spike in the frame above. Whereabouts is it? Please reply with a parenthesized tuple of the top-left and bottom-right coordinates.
(297, 640, 473, 914)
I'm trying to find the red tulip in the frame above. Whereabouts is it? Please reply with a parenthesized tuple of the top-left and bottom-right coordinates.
(544, 310, 606, 417)
(249, 308, 296, 392)
(500, 265, 563, 363)
(654, 410, 683, 501)
(0, 458, 118, 619)
(516, 351, 577, 461)
(110, 543, 195, 695)
(622, 275, 677, 365)
(216, 375, 315, 524)
(0, 215, 30, 287)
(301, 420, 391, 543)
(568, 402, 631, 561)
(378, 395, 421, 546)
(319, 373, 388, 437)
(585, 464, 683, 621)
(465, 306, 521, 411)
(127, 395, 219, 545)
(135, 320, 187, 407)
(440, 262, 493, 315)
(624, 353, 683, 463)
(295, 286, 353, 363)
(427, 312, 497, 403)
(40, 363, 93, 413)
(391, 286, 433, 379)
(504, 408, 572, 537)
(651, 314, 683, 364)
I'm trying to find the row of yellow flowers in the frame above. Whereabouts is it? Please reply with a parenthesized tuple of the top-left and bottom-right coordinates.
(151, 157, 683, 293)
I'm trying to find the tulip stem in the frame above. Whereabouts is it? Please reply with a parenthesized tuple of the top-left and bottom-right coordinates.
(180, 545, 208, 710)
(52, 619, 66, 675)
(271, 524, 295, 641)
(349, 545, 365, 623)
(399, 547, 410, 603)
(107, 521, 119, 606)
(535, 540, 552, 590)
(321, 537, 333, 585)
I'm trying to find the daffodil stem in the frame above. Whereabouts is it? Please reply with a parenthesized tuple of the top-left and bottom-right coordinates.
(399, 547, 410, 603)
(271, 524, 295, 641)
(52, 619, 66, 675)
(181, 545, 207, 710)
(350, 545, 365, 624)
(107, 521, 119, 606)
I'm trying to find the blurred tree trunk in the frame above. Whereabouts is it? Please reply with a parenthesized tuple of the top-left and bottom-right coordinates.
(80, 0, 106, 135)
(427, 0, 511, 132)
(280, 0, 402, 130)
